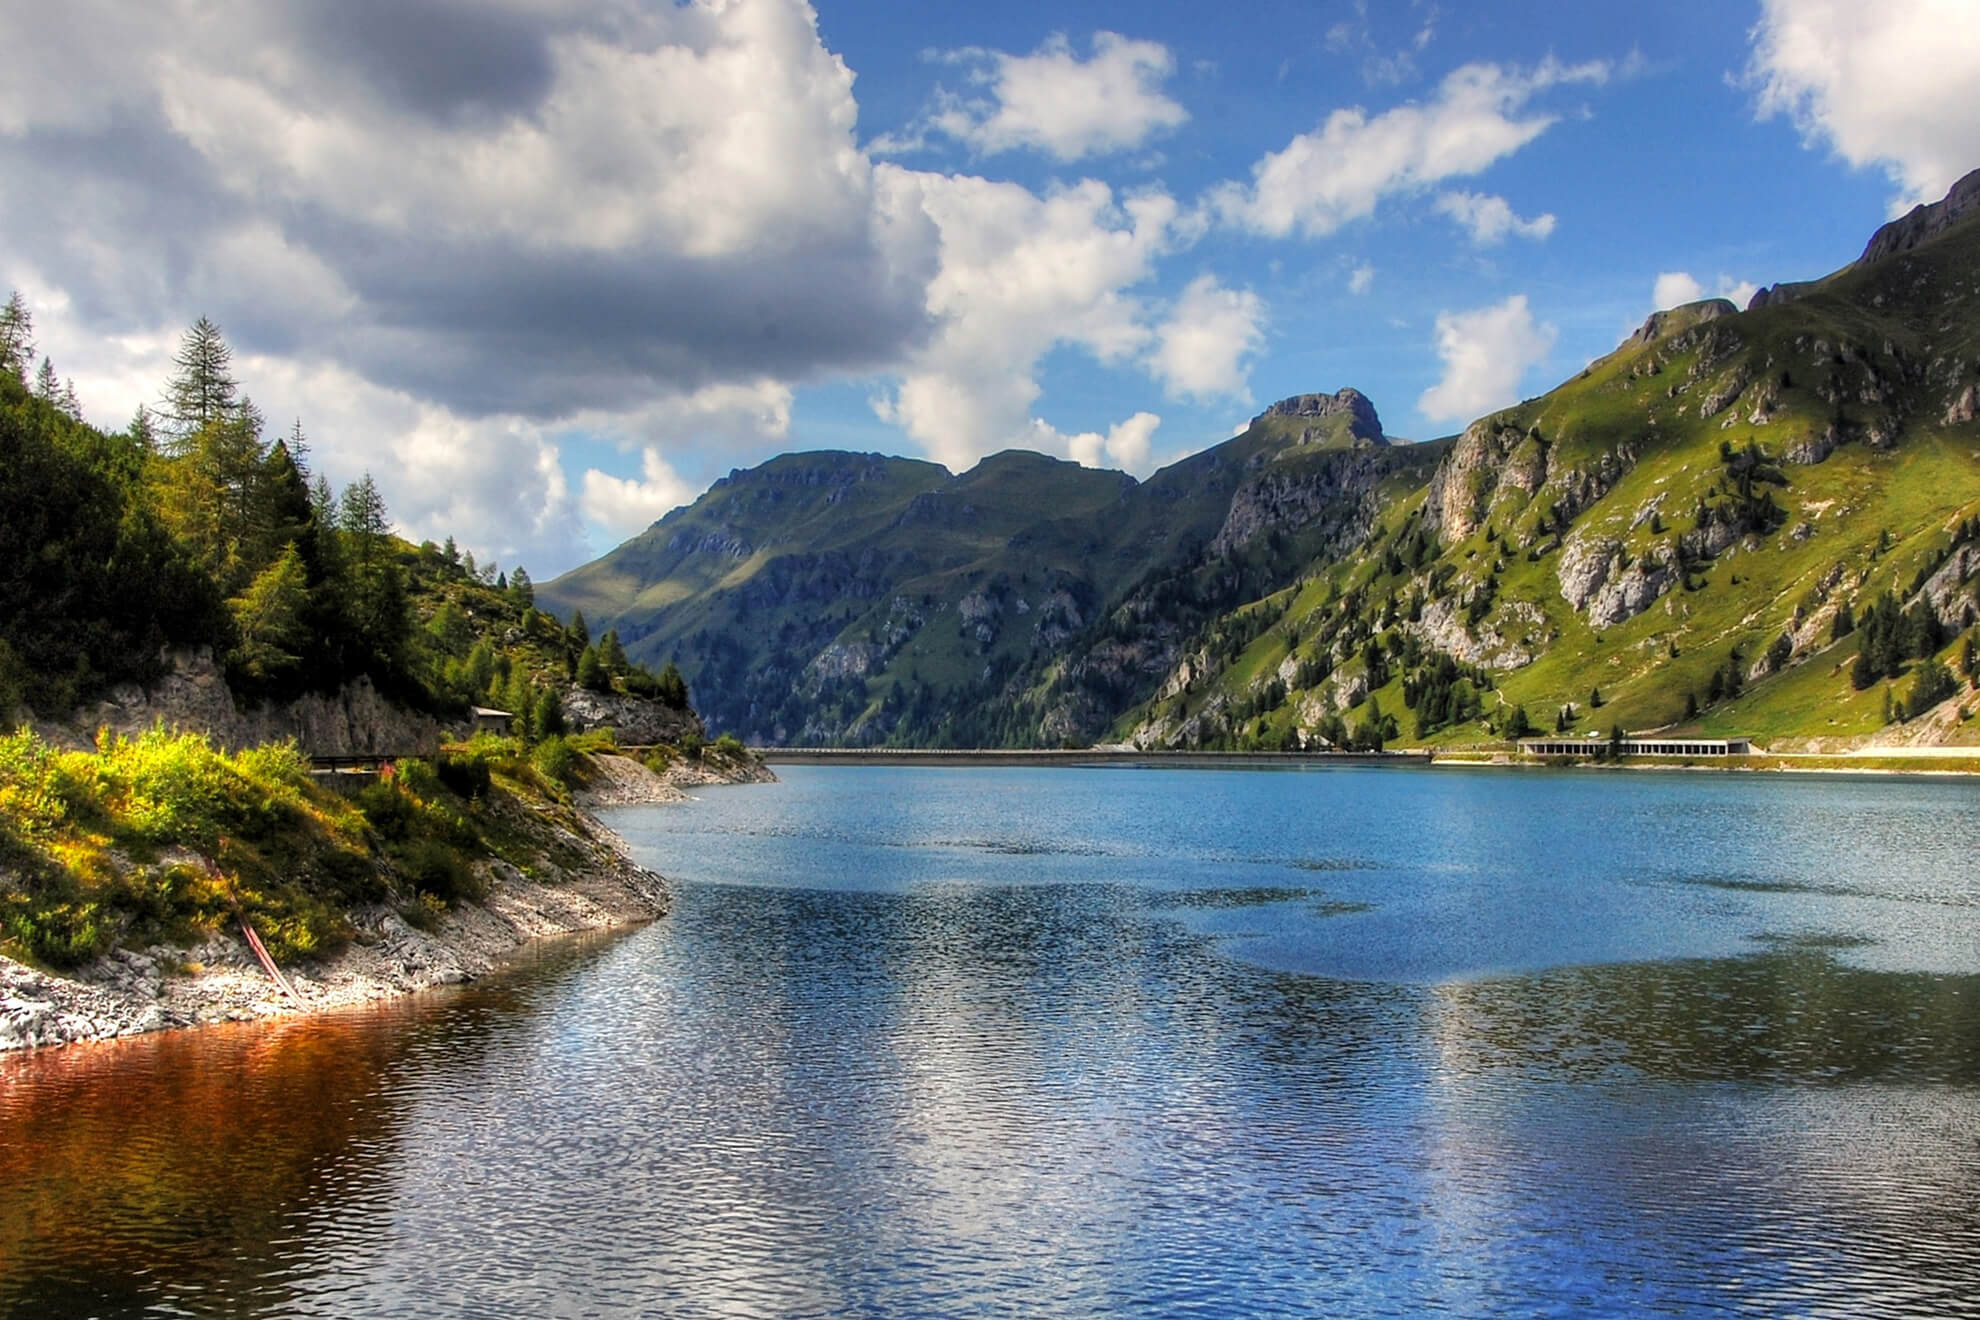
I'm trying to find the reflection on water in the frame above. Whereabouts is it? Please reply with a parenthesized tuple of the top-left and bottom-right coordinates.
(3, 766, 1979, 1317)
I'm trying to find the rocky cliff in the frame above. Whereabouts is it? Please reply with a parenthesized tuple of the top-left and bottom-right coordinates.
(40, 649, 446, 756)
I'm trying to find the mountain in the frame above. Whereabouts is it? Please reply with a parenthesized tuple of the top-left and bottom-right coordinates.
(544, 171, 1980, 750)
(541, 389, 1436, 743)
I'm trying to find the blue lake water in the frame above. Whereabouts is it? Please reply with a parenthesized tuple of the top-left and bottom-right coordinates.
(4, 764, 1979, 1317)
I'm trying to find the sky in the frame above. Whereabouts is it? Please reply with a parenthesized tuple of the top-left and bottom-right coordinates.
(3, 0, 1979, 579)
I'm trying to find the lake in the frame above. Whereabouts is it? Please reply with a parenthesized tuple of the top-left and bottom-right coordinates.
(4, 764, 1979, 1317)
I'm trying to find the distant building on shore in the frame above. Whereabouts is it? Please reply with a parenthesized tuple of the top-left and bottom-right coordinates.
(470, 706, 513, 736)
(1519, 734, 1751, 757)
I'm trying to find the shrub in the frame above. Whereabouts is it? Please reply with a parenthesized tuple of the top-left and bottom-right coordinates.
(713, 732, 746, 757)
(531, 734, 577, 787)
(433, 751, 492, 800)
(401, 837, 483, 906)
(357, 781, 417, 841)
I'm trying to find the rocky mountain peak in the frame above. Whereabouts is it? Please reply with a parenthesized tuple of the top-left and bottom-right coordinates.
(1857, 166, 1980, 266)
(1256, 388, 1386, 445)
(1627, 298, 1737, 347)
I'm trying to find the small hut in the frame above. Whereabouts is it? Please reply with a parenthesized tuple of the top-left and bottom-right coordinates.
(470, 706, 513, 736)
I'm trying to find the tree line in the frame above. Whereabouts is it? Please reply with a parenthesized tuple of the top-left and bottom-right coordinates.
(0, 297, 691, 728)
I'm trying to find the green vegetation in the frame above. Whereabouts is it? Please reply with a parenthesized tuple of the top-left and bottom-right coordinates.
(0, 724, 621, 970)
(539, 183, 1980, 754)
(0, 301, 697, 752)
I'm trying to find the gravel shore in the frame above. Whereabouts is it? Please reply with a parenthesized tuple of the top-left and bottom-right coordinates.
(1, 754, 706, 1052)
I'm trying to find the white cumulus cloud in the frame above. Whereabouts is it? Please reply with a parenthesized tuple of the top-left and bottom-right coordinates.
(1349, 264, 1376, 294)
(1651, 271, 1758, 313)
(1435, 190, 1556, 244)
(1417, 294, 1557, 425)
(1748, 0, 1980, 208)
(1062, 411, 1162, 473)
(891, 31, 1188, 162)
(1148, 275, 1266, 403)
(870, 168, 1181, 472)
(582, 449, 697, 539)
(1211, 58, 1608, 238)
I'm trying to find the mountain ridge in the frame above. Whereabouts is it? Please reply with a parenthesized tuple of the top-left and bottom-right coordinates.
(543, 170, 1980, 750)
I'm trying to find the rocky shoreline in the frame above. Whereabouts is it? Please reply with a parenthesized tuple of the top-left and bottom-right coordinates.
(0, 752, 765, 1053)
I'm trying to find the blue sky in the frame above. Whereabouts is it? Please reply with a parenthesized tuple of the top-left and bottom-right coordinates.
(2, 0, 1975, 577)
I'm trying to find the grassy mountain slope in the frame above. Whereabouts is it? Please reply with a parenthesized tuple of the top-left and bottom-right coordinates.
(1119, 174, 1980, 752)
(544, 175, 1980, 750)
(541, 392, 1432, 744)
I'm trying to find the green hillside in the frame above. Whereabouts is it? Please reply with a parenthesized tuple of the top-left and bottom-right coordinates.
(541, 390, 1432, 743)
(543, 172, 1980, 751)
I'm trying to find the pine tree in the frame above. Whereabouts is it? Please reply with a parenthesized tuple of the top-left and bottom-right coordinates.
(308, 471, 338, 532)
(255, 438, 319, 575)
(227, 544, 311, 685)
(569, 609, 590, 648)
(599, 628, 628, 674)
(33, 356, 59, 402)
(535, 687, 567, 737)
(508, 565, 533, 608)
(0, 292, 33, 380)
(337, 474, 410, 680)
(161, 316, 239, 445)
(576, 645, 608, 692)
(129, 404, 158, 454)
(58, 377, 82, 421)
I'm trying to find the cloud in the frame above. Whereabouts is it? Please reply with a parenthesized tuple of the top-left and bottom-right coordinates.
(1651, 271, 1759, 312)
(1062, 411, 1162, 473)
(1211, 58, 1608, 238)
(1147, 275, 1266, 402)
(1417, 294, 1556, 424)
(870, 169, 1183, 472)
(1434, 190, 1556, 244)
(581, 449, 697, 539)
(0, 0, 942, 574)
(1747, 0, 1980, 207)
(891, 31, 1188, 162)
(1349, 264, 1377, 295)
(1653, 271, 1705, 309)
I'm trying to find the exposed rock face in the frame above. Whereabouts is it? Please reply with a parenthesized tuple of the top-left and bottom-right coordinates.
(1947, 384, 1978, 428)
(1408, 597, 1534, 670)
(1915, 544, 1980, 633)
(1211, 449, 1389, 555)
(560, 687, 703, 745)
(1858, 167, 1980, 265)
(1255, 388, 1387, 445)
(1557, 537, 1680, 628)
(1627, 298, 1736, 346)
(1424, 419, 1532, 541)
(55, 650, 445, 756)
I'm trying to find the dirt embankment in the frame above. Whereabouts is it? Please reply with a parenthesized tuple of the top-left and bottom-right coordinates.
(1, 750, 771, 1053)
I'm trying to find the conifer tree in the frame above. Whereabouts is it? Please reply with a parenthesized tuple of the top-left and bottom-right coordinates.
(161, 316, 239, 445)
(508, 565, 533, 608)
(227, 544, 311, 685)
(33, 356, 58, 402)
(535, 687, 566, 737)
(129, 404, 158, 454)
(599, 628, 627, 674)
(0, 292, 32, 380)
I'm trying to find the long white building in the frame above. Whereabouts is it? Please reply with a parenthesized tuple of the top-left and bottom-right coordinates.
(1519, 734, 1752, 757)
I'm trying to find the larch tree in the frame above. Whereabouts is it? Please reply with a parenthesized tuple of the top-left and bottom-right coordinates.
(161, 316, 240, 445)
(0, 293, 34, 380)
